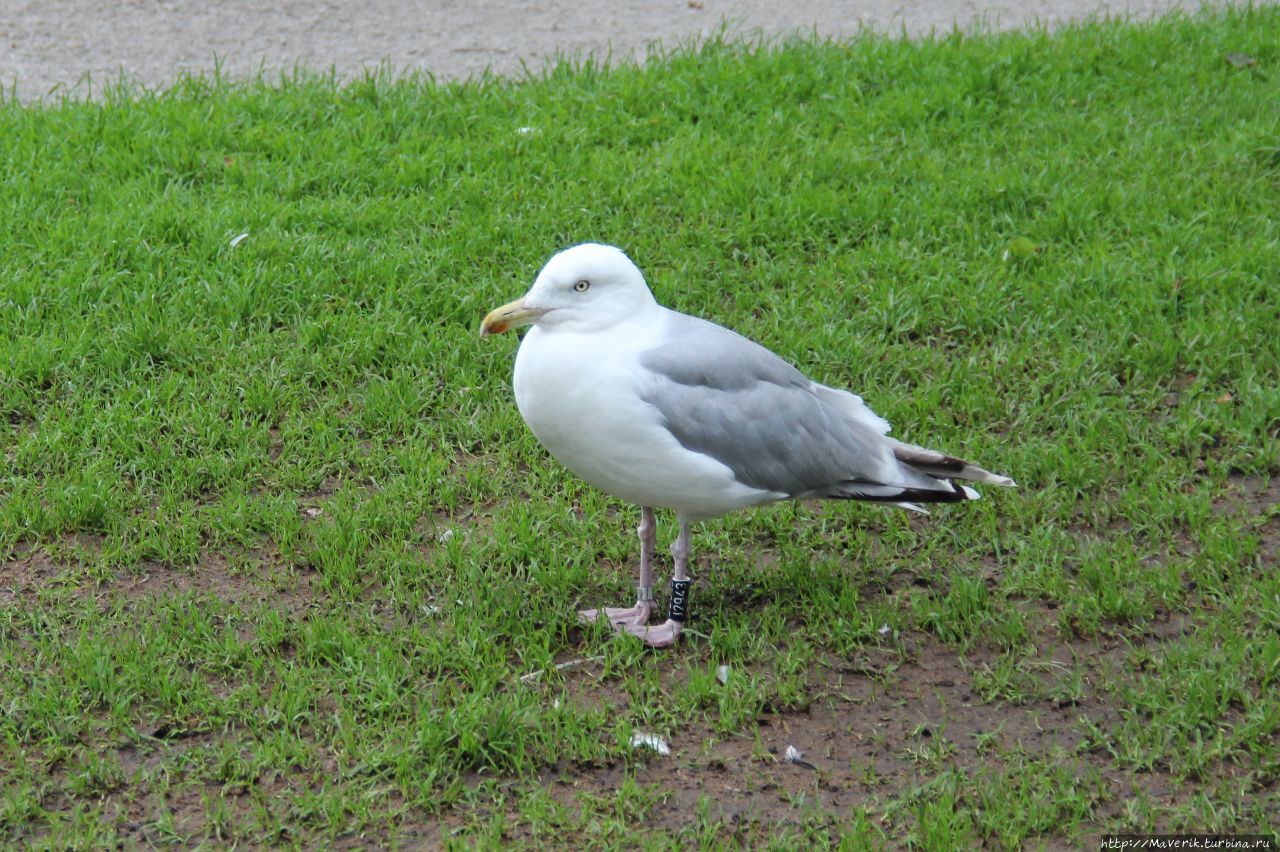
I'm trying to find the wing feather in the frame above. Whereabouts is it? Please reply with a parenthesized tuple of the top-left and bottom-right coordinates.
(637, 313, 904, 497)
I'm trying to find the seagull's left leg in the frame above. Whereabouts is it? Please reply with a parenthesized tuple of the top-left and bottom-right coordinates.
(578, 506, 657, 628)
(622, 516, 691, 648)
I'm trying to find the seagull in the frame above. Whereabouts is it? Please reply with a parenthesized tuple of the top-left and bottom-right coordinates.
(481, 244, 1014, 647)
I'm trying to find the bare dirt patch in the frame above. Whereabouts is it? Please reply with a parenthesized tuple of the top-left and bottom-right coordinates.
(1217, 472, 1280, 568)
(0, 538, 318, 617)
(8, 471, 1274, 844)
(472, 471, 1280, 843)
(476, 620, 1215, 844)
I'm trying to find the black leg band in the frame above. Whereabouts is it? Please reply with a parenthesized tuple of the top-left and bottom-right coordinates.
(668, 579, 692, 624)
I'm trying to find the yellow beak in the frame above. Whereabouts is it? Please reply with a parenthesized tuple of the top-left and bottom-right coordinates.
(480, 296, 545, 337)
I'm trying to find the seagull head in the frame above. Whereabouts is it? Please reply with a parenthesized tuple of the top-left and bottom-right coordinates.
(480, 243, 658, 336)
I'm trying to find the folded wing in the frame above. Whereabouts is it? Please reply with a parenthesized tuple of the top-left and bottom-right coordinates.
(638, 312, 1013, 509)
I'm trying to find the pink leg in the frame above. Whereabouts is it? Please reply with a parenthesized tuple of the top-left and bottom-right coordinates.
(622, 517, 691, 648)
(579, 507, 657, 628)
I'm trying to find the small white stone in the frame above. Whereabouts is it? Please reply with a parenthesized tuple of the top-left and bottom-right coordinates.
(630, 732, 671, 756)
(878, 623, 891, 636)
(715, 665, 731, 684)
(437, 528, 455, 544)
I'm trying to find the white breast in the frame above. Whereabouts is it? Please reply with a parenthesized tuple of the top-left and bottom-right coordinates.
(511, 321, 774, 519)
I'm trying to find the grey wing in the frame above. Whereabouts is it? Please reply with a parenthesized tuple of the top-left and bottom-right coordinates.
(637, 314, 901, 497)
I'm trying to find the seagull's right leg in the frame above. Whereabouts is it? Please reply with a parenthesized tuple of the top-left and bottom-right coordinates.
(578, 506, 656, 628)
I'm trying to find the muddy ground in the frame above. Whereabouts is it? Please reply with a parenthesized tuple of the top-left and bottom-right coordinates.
(6, 474, 1275, 844)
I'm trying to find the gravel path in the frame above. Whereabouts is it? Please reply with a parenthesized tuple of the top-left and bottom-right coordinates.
(2, 0, 1216, 101)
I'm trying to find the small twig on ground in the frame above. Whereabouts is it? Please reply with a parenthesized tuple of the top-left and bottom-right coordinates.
(518, 655, 606, 685)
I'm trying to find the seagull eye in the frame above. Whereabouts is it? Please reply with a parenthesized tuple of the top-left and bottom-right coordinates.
(573, 279, 590, 293)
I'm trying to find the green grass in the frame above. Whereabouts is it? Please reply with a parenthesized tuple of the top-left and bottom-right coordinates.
(3, 6, 1279, 847)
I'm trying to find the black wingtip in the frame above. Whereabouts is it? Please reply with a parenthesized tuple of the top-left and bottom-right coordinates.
(834, 479, 978, 505)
